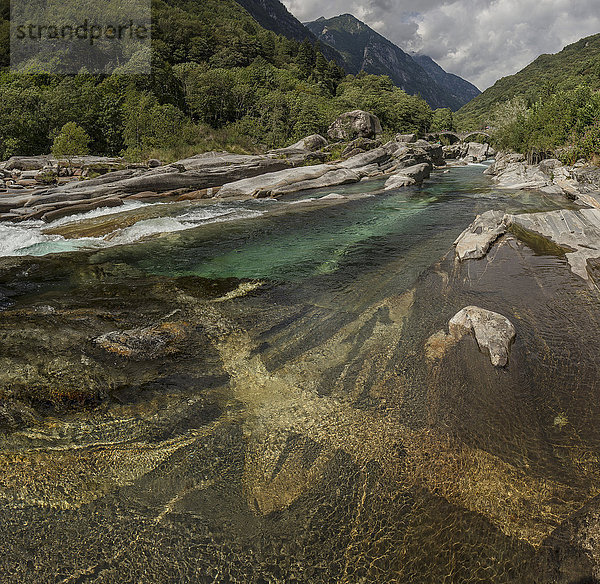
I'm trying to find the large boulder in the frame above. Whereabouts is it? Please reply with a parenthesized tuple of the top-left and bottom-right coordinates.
(328, 110, 382, 141)
(384, 163, 432, 190)
(216, 164, 362, 198)
(449, 306, 516, 367)
(395, 133, 417, 143)
(464, 142, 490, 163)
(442, 144, 464, 160)
(3, 156, 54, 171)
(287, 134, 328, 152)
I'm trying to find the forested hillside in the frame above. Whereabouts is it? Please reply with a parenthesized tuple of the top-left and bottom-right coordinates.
(0, 0, 434, 162)
(456, 33, 600, 163)
(456, 33, 600, 129)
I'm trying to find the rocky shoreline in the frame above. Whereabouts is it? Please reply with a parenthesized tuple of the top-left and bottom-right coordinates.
(452, 150, 600, 283)
(0, 110, 495, 225)
(484, 150, 600, 207)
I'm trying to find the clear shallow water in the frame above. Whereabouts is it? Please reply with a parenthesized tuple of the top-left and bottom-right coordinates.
(0, 163, 596, 584)
(86, 164, 579, 283)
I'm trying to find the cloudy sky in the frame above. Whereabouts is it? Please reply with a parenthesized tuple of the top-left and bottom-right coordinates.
(281, 0, 600, 90)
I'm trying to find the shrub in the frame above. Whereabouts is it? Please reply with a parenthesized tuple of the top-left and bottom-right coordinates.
(51, 122, 91, 161)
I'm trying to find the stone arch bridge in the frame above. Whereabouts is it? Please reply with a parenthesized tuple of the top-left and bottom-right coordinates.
(424, 131, 491, 144)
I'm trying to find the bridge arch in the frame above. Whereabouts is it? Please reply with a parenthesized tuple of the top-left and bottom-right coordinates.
(461, 131, 491, 142)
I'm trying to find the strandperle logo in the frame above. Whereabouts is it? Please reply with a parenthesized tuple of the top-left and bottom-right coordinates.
(15, 20, 150, 46)
(10, 0, 151, 74)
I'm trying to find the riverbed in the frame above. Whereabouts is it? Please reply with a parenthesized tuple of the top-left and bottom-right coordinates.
(0, 163, 597, 583)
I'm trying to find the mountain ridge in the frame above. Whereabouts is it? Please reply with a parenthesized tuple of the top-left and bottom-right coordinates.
(231, 0, 344, 65)
(305, 13, 479, 111)
(412, 54, 480, 107)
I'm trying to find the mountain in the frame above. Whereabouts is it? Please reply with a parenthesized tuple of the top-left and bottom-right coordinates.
(232, 0, 343, 65)
(305, 14, 479, 110)
(233, 0, 312, 42)
(456, 33, 600, 128)
(412, 54, 480, 109)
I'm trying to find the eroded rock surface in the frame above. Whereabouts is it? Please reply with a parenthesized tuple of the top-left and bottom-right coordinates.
(384, 163, 432, 190)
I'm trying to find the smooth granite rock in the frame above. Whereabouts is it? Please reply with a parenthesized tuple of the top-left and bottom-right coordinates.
(328, 110, 383, 140)
(509, 208, 600, 280)
(384, 163, 432, 190)
(449, 306, 516, 367)
(454, 210, 509, 260)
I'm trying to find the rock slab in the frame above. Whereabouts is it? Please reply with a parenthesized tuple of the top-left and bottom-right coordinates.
(454, 210, 508, 260)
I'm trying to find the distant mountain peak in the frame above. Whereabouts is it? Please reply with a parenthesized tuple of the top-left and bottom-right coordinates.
(306, 14, 480, 110)
(232, 0, 344, 65)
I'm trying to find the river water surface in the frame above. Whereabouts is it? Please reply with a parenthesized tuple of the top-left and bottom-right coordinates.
(0, 164, 598, 583)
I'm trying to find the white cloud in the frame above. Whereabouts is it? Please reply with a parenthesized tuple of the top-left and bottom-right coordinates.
(282, 0, 600, 89)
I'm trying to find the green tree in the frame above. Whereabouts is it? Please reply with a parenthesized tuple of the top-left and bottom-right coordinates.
(122, 91, 186, 155)
(431, 108, 454, 132)
(297, 39, 316, 79)
(51, 122, 90, 162)
(489, 96, 530, 150)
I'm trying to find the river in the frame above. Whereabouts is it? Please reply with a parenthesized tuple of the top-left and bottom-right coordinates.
(0, 163, 598, 583)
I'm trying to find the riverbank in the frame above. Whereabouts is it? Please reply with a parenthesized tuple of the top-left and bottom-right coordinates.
(484, 150, 600, 208)
(0, 110, 493, 227)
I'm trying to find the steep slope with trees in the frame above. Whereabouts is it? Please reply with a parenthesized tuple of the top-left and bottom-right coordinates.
(412, 54, 480, 109)
(456, 33, 600, 129)
(232, 0, 342, 64)
(455, 33, 600, 163)
(0, 0, 435, 161)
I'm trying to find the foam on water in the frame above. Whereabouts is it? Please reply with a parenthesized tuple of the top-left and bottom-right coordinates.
(48, 200, 149, 227)
(0, 202, 266, 258)
(0, 222, 56, 256)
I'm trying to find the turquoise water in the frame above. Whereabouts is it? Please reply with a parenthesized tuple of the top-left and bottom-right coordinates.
(88, 164, 578, 283)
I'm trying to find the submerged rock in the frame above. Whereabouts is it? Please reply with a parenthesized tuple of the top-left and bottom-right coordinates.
(454, 210, 509, 260)
(509, 208, 600, 280)
(536, 494, 600, 583)
(449, 306, 516, 367)
(94, 321, 190, 360)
